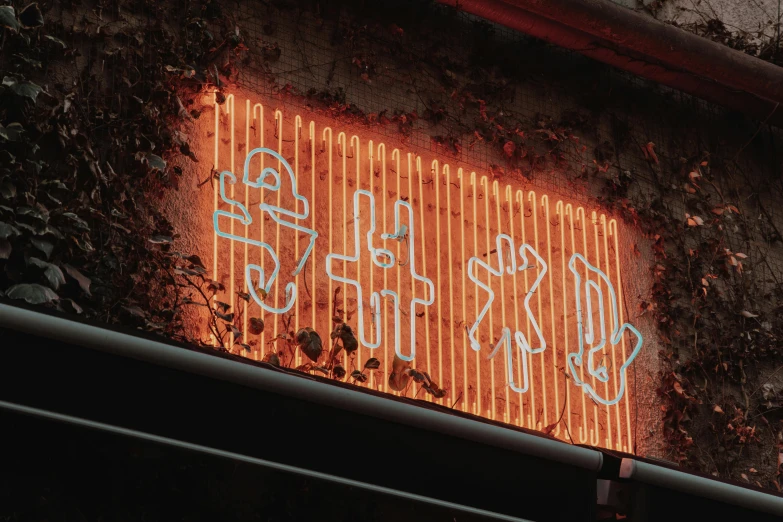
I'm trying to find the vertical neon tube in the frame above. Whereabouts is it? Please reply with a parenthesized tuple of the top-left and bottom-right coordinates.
(580, 207, 599, 446)
(610, 219, 633, 451)
(228, 95, 236, 349)
(434, 161, 444, 404)
(542, 195, 558, 435)
(293, 115, 302, 367)
(352, 135, 362, 379)
(459, 169, 469, 413)
(393, 149, 403, 393)
(494, 181, 510, 423)
(337, 133, 349, 376)
(378, 142, 390, 394)
(324, 127, 334, 351)
(212, 95, 220, 347)
(470, 172, 480, 415)
(481, 176, 495, 420)
(446, 166, 456, 409)
(572, 207, 588, 443)
(253, 103, 265, 357)
(529, 191, 545, 429)
(591, 210, 612, 449)
(367, 140, 376, 389)
(243, 100, 250, 347)
(338, 132, 348, 310)
(272, 110, 283, 343)
(557, 201, 572, 438)
(407, 153, 416, 394)
(310, 121, 317, 352)
(417, 156, 432, 394)
(511, 189, 524, 425)
(520, 191, 533, 427)
(516, 190, 528, 426)
(602, 214, 621, 449)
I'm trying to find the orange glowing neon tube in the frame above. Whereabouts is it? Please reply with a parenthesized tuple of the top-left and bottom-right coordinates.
(211, 99, 643, 453)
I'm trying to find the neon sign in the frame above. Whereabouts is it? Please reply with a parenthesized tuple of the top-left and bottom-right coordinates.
(325, 189, 434, 362)
(467, 235, 547, 394)
(212, 96, 644, 452)
(568, 253, 643, 406)
(214, 147, 317, 314)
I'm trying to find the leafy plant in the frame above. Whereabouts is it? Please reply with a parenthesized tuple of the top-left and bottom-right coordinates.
(0, 0, 246, 344)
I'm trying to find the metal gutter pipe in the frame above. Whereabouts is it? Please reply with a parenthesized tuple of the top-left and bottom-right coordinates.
(0, 303, 603, 472)
(0, 399, 534, 522)
(439, 0, 783, 126)
(620, 458, 783, 516)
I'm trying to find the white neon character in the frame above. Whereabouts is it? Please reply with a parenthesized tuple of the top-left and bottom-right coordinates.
(567, 253, 643, 406)
(213, 147, 318, 314)
(326, 189, 434, 361)
(468, 234, 548, 393)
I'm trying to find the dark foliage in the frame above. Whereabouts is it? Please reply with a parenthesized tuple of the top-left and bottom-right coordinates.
(0, 0, 244, 341)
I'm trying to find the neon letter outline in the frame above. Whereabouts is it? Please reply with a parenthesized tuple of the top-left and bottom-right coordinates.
(567, 252, 643, 406)
(326, 189, 434, 361)
(468, 234, 548, 393)
(213, 147, 318, 314)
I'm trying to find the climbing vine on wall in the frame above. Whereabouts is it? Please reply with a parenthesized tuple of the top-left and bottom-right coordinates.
(2, 0, 783, 493)
(0, 0, 246, 339)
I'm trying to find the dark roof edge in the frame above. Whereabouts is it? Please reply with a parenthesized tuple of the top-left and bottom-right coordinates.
(0, 399, 534, 522)
(0, 303, 602, 472)
(620, 458, 783, 516)
(439, 0, 783, 127)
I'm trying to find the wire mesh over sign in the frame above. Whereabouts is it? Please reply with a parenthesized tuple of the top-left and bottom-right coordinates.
(232, 0, 597, 201)
(211, 94, 644, 453)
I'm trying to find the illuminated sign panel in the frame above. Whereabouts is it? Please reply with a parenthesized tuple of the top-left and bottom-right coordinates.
(212, 95, 642, 452)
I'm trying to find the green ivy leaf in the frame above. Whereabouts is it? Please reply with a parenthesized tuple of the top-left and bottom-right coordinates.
(0, 123, 23, 142)
(29, 257, 66, 290)
(43, 35, 66, 48)
(0, 6, 19, 33)
(61, 212, 89, 231)
(58, 298, 83, 315)
(249, 317, 264, 335)
(7, 283, 58, 304)
(146, 154, 166, 171)
(30, 237, 53, 259)
(263, 352, 281, 367)
(0, 221, 20, 240)
(3, 76, 43, 103)
(63, 264, 92, 296)
(0, 238, 11, 260)
(296, 327, 323, 362)
(216, 311, 234, 323)
(350, 369, 368, 383)
(364, 357, 381, 370)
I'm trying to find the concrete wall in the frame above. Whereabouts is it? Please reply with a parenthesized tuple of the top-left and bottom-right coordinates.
(616, 0, 780, 55)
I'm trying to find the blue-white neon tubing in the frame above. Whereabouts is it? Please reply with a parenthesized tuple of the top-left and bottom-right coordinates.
(467, 234, 548, 393)
(326, 190, 384, 349)
(382, 199, 435, 361)
(213, 148, 318, 314)
(326, 190, 434, 361)
(567, 252, 643, 406)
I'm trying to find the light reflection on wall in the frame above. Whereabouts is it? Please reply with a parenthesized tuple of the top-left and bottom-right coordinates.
(212, 96, 640, 453)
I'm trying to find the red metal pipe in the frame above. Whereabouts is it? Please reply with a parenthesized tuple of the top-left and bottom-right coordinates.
(439, 0, 782, 125)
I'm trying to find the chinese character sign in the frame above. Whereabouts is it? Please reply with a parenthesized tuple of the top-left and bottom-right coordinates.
(211, 96, 644, 452)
